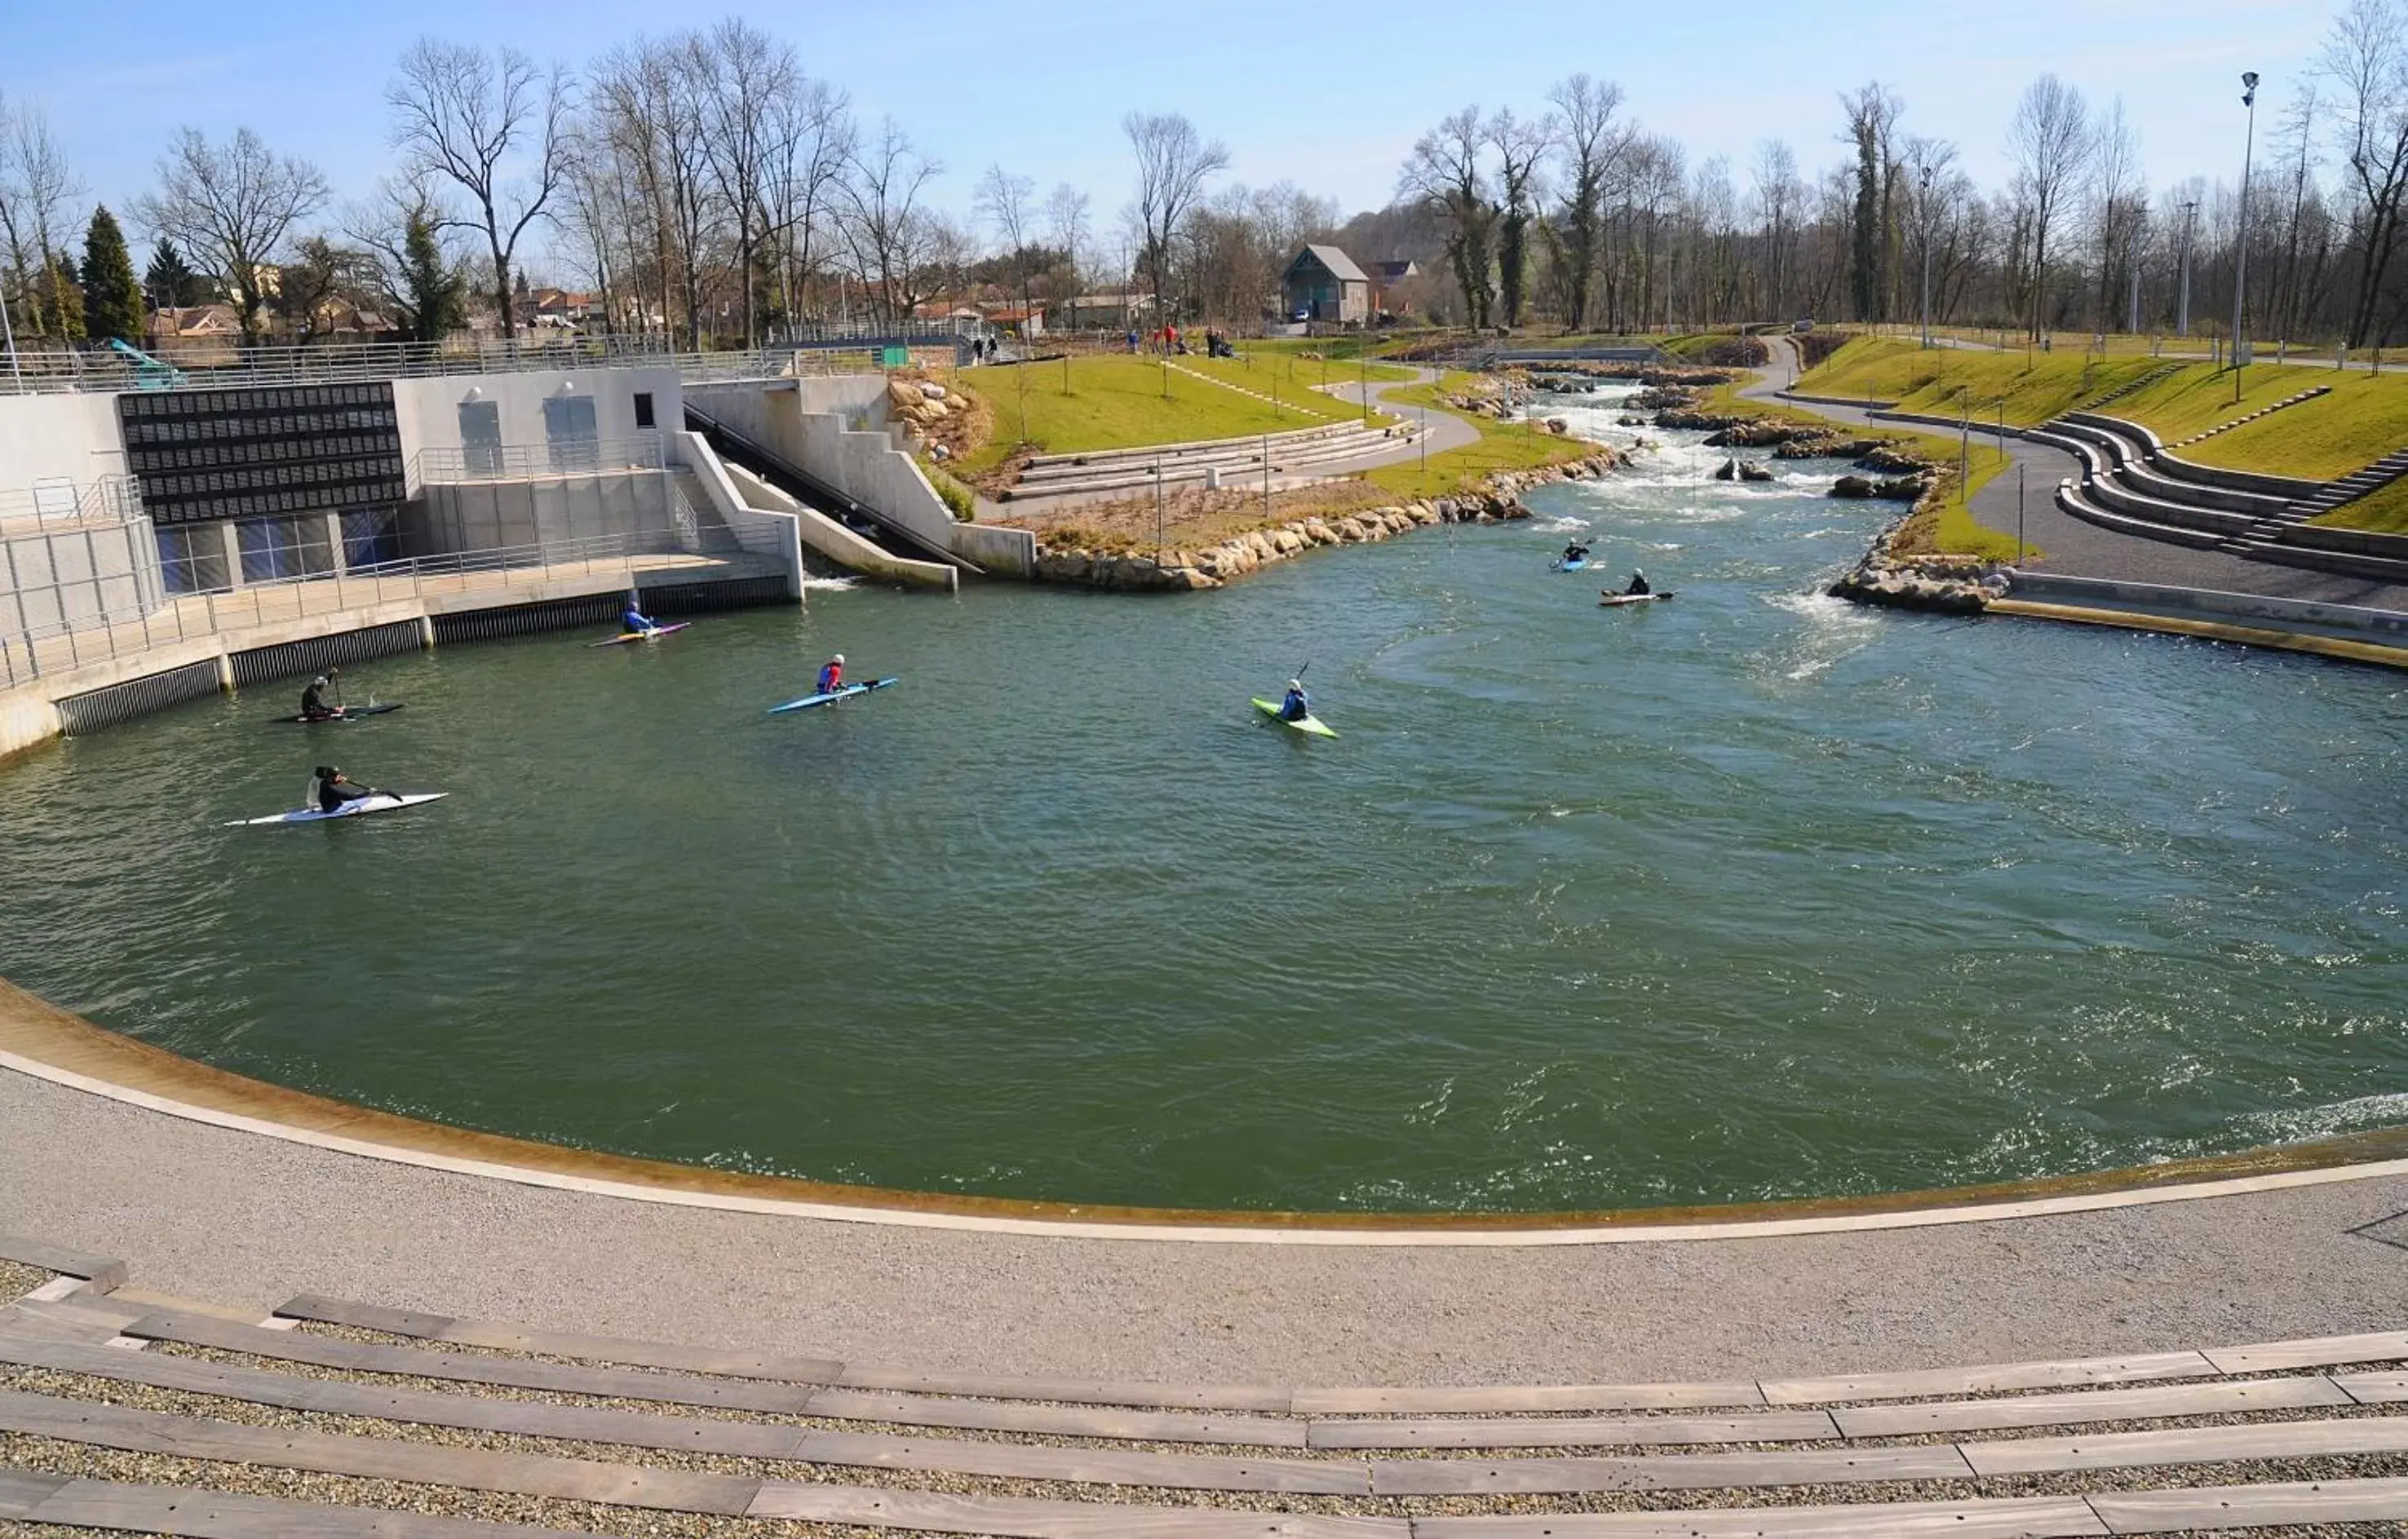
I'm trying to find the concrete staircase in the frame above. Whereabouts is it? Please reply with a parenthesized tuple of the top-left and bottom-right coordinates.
(1003, 419, 1421, 502)
(6, 1232, 2408, 1537)
(2035, 410, 2408, 583)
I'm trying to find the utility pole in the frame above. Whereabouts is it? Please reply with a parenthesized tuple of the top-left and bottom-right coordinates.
(2176, 201, 2198, 338)
(0, 281, 19, 391)
(2232, 71, 2260, 399)
(2016, 462, 2026, 566)
(1919, 166, 1935, 349)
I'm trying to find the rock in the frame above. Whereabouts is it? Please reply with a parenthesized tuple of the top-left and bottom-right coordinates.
(930, 443, 950, 461)
(1830, 475, 1876, 499)
(1739, 463, 1774, 483)
(1874, 475, 1928, 502)
(919, 382, 948, 400)
(1857, 444, 1927, 473)
(1714, 458, 1737, 482)
(1335, 518, 1369, 542)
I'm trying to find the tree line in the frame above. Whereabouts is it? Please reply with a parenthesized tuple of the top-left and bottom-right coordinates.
(1, 0, 2403, 352)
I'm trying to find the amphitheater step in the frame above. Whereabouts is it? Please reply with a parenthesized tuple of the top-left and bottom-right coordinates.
(0, 1233, 126, 1294)
(0, 1467, 604, 1537)
(276, 1290, 844, 1384)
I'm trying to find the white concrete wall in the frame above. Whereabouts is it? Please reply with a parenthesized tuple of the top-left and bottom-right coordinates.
(411, 471, 677, 555)
(391, 365, 685, 472)
(720, 462, 956, 590)
(671, 431, 803, 598)
(0, 519, 157, 636)
(0, 394, 130, 490)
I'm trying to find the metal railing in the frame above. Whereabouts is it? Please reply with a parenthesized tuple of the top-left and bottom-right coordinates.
(0, 475, 143, 529)
(0, 525, 707, 692)
(0, 327, 972, 397)
(412, 434, 669, 484)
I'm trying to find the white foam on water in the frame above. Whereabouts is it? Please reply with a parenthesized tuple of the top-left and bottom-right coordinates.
(801, 576, 862, 592)
(1531, 515, 1592, 533)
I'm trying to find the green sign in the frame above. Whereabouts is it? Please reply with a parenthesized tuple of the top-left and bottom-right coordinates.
(880, 347, 910, 367)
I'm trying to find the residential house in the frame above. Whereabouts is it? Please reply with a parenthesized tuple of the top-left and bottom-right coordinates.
(1281, 245, 1370, 326)
(984, 303, 1046, 338)
(147, 304, 246, 365)
(1057, 292, 1154, 331)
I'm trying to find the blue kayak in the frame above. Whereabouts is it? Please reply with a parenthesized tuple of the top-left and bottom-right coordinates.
(768, 677, 900, 714)
(1553, 557, 1588, 572)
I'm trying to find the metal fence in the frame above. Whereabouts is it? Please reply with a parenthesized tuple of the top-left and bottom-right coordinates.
(0, 475, 144, 528)
(1, 327, 971, 397)
(0, 524, 705, 691)
(413, 435, 669, 484)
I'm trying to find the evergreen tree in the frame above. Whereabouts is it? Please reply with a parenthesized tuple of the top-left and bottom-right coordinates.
(80, 206, 146, 343)
(144, 240, 204, 311)
(41, 253, 86, 342)
(398, 210, 465, 343)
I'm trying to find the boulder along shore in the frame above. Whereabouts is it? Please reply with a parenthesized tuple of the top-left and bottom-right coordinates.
(1028, 451, 1631, 592)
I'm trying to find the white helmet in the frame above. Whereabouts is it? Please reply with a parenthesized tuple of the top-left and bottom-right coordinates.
(1288, 678, 1303, 691)
(831, 653, 844, 664)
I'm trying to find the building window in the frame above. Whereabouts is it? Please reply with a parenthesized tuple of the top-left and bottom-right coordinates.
(633, 391, 655, 430)
(154, 526, 230, 595)
(340, 508, 404, 569)
(543, 394, 599, 471)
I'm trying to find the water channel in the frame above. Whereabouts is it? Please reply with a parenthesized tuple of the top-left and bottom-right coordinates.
(2, 388, 2402, 1213)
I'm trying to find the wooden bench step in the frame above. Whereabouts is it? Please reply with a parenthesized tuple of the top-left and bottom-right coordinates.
(1293, 1381, 1764, 1415)
(0, 1235, 127, 1293)
(2088, 1475, 2408, 1532)
(1366, 1446, 1974, 1495)
(1963, 1415, 2408, 1475)
(2201, 1329, 2408, 1374)
(1832, 1373, 2351, 1437)
(1760, 1350, 2215, 1404)
(1307, 1411, 1843, 1450)
(1409, 1496, 2109, 1536)
(746, 1484, 1406, 1535)
(2, 1467, 610, 1536)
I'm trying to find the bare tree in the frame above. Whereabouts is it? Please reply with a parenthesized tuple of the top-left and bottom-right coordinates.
(2273, 86, 2331, 345)
(1401, 108, 1496, 328)
(976, 164, 1038, 341)
(587, 38, 719, 347)
(762, 77, 852, 334)
(838, 117, 941, 325)
(2088, 98, 2145, 334)
(1752, 139, 1803, 320)
(2007, 73, 2093, 341)
(694, 19, 798, 344)
(1547, 74, 1626, 332)
(0, 93, 86, 341)
(388, 38, 573, 342)
(134, 128, 329, 345)
(1045, 182, 1091, 295)
(2322, 0, 2408, 347)
(1123, 112, 1229, 325)
(1490, 107, 1555, 328)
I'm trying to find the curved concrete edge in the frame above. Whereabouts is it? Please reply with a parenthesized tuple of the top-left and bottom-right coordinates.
(8, 979, 2408, 1249)
(1985, 599, 2408, 669)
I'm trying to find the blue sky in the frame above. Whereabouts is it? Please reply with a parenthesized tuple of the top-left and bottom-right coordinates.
(2, 0, 2331, 276)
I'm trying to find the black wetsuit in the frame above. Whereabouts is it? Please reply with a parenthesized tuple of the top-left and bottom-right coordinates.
(315, 776, 374, 813)
(300, 681, 337, 719)
(1625, 575, 1651, 595)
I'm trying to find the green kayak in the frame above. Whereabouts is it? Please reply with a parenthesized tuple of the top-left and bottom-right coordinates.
(1252, 697, 1338, 738)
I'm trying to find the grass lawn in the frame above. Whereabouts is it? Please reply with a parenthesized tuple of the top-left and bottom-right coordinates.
(1798, 338, 2408, 486)
(1361, 376, 1596, 501)
(945, 355, 1361, 478)
(1176, 352, 1414, 399)
(2323, 477, 2408, 533)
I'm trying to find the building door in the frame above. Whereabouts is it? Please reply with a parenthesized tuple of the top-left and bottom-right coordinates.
(543, 395, 598, 471)
(458, 400, 502, 476)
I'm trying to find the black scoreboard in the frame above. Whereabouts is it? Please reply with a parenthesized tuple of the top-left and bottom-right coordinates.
(117, 383, 406, 528)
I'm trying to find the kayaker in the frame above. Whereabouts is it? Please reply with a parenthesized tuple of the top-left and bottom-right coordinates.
(1624, 569, 1651, 596)
(1561, 542, 1589, 565)
(621, 595, 659, 636)
(817, 652, 845, 695)
(312, 766, 380, 813)
(1280, 679, 1311, 722)
(299, 668, 343, 721)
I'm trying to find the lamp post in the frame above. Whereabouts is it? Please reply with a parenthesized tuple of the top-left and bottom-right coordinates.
(2231, 72, 2260, 396)
(1919, 166, 1935, 349)
(2176, 199, 2198, 338)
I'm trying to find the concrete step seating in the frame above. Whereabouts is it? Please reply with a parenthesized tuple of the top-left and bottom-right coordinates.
(1007, 420, 1416, 501)
(2291, 445, 2408, 518)
(3, 1235, 2407, 1537)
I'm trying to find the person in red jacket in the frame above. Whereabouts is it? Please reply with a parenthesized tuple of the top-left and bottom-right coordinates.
(816, 652, 844, 695)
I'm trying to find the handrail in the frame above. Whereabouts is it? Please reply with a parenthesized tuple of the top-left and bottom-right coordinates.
(411, 435, 667, 484)
(678, 400, 979, 574)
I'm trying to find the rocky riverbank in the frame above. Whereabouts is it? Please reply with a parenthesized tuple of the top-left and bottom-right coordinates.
(1028, 450, 1629, 591)
(1826, 526, 2004, 614)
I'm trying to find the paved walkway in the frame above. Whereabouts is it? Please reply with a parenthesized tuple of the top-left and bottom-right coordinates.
(3, 1059, 2406, 1385)
(1750, 338, 2408, 609)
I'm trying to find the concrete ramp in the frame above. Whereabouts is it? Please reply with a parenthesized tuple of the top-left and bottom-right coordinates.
(673, 431, 956, 592)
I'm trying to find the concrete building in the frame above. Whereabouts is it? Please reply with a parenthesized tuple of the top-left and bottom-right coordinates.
(1281, 246, 1370, 326)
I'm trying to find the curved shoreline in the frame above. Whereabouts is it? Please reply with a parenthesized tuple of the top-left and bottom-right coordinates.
(7, 977, 2407, 1246)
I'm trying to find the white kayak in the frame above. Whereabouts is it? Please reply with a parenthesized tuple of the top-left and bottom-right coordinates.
(226, 792, 448, 828)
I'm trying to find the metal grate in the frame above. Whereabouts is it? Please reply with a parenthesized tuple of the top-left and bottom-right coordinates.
(228, 621, 423, 688)
(646, 577, 789, 615)
(55, 660, 222, 735)
(431, 594, 622, 644)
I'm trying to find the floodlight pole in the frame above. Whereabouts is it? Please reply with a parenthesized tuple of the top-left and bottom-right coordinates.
(2231, 71, 2260, 402)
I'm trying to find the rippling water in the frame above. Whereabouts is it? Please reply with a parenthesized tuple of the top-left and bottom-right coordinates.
(2, 386, 2402, 1212)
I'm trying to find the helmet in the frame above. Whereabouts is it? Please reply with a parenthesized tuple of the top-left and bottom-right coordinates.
(832, 653, 844, 664)
(1288, 679, 1303, 691)
(316, 766, 336, 778)
(1633, 568, 1644, 577)
(311, 674, 328, 686)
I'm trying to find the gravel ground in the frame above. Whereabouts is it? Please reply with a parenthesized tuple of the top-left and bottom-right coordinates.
(7, 1360, 2408, 1524)
(0, 1263, 51, 1306)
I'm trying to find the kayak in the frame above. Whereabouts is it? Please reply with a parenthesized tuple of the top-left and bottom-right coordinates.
(1251, 697, 1338, 738)
(1600, 590, 1676, 607)
(591, 623, 691, 648)
(225, 791, 448, 828)
(768, 676, 900, 714)
(277, 703, 404, 723)
(1553, 557, 1588, 572)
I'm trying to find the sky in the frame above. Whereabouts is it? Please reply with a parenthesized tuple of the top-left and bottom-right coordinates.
(0, 0, 2335, 278)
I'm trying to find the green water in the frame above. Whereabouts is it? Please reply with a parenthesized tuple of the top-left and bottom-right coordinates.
(3, 396, 2404, 1213)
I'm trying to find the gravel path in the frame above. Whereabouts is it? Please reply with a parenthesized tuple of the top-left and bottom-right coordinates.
(3, 1068, 2405, 1389)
